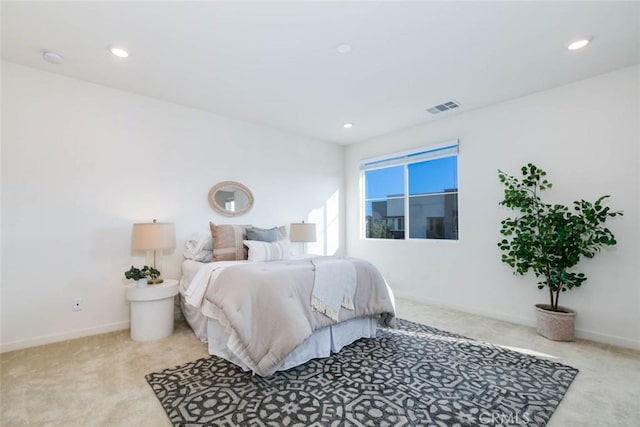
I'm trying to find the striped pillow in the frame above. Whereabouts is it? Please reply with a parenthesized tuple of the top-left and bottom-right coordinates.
(210, 222, 250, 261)
(243, 240, 290, 262)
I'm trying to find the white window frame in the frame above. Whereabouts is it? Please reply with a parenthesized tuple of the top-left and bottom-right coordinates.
(360, 139, 459, 241)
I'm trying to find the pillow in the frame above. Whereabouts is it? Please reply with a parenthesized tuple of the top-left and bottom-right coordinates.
(210, 222, 250, 261)
(183, 233, 213, 262)
(243, 240, 290, 262)
(245, 226, 286, 242)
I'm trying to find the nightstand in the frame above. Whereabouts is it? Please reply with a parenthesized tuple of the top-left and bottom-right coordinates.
(125, 279, 179, 341)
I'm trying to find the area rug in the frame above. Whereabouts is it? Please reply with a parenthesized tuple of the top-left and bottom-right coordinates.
(146, 319, 578, 426)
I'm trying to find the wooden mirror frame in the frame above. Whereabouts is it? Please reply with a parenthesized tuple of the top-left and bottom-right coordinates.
(208, 181, 254, 217)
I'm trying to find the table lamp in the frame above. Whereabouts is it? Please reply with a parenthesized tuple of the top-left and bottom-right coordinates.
(132, 219, 176, 284)
(290, 221, 316, 254)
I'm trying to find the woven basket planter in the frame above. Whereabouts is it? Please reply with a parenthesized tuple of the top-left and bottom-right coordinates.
(535, 304, 576, 342)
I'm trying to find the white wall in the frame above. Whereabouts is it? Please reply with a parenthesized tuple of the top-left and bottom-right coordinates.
(346, 65, 640, 349)
(1, 61, 345, 351)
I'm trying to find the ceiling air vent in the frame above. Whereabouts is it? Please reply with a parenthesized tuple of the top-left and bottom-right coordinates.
(426, 100, 461, 115)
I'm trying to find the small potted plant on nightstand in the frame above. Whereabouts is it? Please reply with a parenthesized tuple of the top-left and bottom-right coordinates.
(124, 265, 161, 288)
(498, 163, 622, 341)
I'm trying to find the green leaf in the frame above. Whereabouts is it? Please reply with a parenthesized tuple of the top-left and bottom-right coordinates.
(497, 163, 621, 306)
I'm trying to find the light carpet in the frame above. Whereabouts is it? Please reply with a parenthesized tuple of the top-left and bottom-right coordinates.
(146, 318, 578, 426)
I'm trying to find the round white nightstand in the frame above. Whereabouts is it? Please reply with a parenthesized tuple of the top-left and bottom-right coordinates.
(125, 279, 179, 341)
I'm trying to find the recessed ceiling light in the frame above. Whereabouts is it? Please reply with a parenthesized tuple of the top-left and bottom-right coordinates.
(567, 39, 591, 50)
(42, 50, 63, 64)
(343, 122, 353, 129)
(337, 44, 352, 54)
(109, 46, 130, 58)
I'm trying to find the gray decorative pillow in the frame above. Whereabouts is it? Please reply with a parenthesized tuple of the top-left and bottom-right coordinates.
(246, 226, 286, 242)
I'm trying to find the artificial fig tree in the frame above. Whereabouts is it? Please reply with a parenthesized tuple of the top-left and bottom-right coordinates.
(498, 163, 622, 312)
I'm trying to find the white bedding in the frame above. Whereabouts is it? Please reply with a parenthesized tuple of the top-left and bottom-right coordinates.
(179, 259, 219, 341)
(180, 259, 274, 342)
(180, 258, 394, 375)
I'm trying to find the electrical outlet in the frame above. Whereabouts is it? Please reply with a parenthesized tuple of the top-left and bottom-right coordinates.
(72, 297, 82, 311)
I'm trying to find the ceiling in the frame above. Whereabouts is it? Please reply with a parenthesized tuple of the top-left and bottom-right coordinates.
(2, 1, 639, 145)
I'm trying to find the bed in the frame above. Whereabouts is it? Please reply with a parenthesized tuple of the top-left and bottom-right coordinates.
(179, 249, 396, 376)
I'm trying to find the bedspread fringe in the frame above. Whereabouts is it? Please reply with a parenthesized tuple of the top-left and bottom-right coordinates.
(311, 296, 340, 322)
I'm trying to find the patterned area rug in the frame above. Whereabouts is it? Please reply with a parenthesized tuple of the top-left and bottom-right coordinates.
(146, 319, 578, 426)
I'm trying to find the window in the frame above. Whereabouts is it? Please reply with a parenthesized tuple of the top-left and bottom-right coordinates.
(362, 141, 459, 240)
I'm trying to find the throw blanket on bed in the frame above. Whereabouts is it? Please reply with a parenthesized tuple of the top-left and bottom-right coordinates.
(311, 257, 356, 321)
(199, 257, 395, 377)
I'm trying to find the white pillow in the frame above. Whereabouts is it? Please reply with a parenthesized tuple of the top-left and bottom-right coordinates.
(243, 239, 291, 262)
(183, 233, 213, 262)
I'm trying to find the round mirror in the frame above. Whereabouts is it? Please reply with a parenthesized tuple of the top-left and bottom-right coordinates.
(208, 181, 254, 217)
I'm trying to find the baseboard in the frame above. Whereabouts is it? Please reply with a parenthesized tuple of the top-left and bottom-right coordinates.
(573, 329, 640, 350)
(394, 291, 640, 351)
(0, 320, 130, 353)
(394, 290, 536, 327)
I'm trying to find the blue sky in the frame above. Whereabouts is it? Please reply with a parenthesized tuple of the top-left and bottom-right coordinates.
(365, 156, 458, 200)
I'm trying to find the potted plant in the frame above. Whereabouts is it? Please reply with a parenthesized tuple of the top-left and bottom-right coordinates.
(124, 265, 160, 287)
(497, 163, 622, 341)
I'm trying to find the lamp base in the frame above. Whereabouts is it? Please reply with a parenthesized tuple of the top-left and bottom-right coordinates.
(145, 249, 165, 285)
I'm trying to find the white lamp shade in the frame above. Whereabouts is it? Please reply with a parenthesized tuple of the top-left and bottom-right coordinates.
(132, 222, 176, 251)
(290, 222, 317, 243)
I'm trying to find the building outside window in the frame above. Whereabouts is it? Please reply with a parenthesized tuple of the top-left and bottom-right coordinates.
(362, 141, 459, 240)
